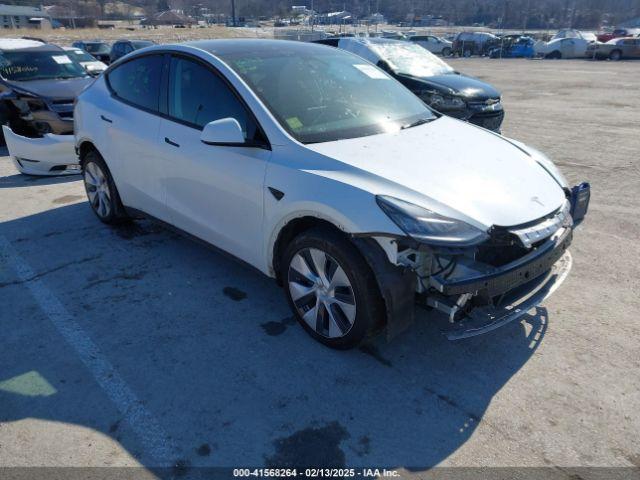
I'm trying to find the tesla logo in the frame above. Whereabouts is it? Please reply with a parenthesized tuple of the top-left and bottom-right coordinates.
(531, 196, 545, 206)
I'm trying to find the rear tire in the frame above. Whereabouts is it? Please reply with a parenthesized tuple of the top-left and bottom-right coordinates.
(463, 49, 472, 57)
(281, 227, 384, 349)
(609, 49, 622, 61)
(82, 150, 129, 224)
(547, 50, 562, 59)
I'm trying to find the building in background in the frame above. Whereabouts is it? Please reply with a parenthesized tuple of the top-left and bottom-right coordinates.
(316, 11, 353, 25)
(45, 5, 95, 28)
(0, 3, 52, 29)
(368, 12, 385, 24)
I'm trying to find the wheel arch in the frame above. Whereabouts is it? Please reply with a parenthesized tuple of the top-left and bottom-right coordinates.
(270, 214, 417, 341)
(271, 215, 346, 284)
(77, 139, 100, 166)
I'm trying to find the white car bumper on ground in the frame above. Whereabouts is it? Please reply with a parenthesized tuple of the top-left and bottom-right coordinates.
(3, 125, 79, 176)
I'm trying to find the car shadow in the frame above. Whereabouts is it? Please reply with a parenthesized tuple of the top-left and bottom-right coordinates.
(0, 202, 547, 475)
(0, 172, 81, 188)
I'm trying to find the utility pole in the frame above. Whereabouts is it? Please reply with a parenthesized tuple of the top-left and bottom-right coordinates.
(231, 0, 236, 26)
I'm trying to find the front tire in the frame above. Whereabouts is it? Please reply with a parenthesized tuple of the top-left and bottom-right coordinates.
(441, 47, 452, 57)
(82, 150, 129, 224)
(282, 227, 384, 349)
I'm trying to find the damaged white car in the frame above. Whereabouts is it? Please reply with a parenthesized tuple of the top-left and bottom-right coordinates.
(0, 38, 89, 175)
(74, 40, 590, 348)
(534, 29, 597, 59)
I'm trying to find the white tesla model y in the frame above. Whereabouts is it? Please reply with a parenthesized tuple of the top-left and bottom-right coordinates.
(74, 40, 589, 349)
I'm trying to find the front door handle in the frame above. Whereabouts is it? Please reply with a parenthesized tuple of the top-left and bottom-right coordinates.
(164, 137, 180, 148)
(100, 115, 113, 123)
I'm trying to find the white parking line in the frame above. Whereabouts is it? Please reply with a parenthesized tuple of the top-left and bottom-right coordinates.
(0, 235, 178, 465)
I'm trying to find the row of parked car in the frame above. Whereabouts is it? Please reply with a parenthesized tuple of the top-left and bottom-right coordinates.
(408, 29, 640, 60)
(71, 38, 156, 65)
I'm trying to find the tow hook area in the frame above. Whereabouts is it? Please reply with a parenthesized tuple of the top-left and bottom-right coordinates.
(426, 292, 474, 323)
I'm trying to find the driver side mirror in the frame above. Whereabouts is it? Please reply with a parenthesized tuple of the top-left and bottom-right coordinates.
(200, 118, 246, 146)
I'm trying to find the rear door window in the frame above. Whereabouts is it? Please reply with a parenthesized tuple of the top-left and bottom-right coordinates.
(107, 54, 163, 112)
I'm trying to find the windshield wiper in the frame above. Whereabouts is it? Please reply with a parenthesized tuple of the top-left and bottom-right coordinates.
(401, 118, 435, 130)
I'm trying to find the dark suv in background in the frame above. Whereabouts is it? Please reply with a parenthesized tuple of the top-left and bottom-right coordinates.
(71, 40, 111, 63)
(109, 39, 156, 63)
(0, 38, 93, 143)
(315, 37, 505, 132)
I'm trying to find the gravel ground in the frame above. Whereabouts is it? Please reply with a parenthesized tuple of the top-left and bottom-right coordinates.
(0, 58, 639, 478)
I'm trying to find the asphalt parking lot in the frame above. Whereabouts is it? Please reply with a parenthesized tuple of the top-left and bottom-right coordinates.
(1, 58, 639, 477)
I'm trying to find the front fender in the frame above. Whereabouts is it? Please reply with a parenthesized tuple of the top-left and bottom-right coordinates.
(262, 155, 403, 275)
(264, 201, 384, 277)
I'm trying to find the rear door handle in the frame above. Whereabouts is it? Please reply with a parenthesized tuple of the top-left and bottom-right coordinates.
(100, 115, 112, 123)
(164, 137, 180, 148)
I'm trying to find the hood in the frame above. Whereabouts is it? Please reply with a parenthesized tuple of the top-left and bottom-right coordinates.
(10, 76, 93, 101)
(402, 73, 501, 100)
(304, 116, 566, 229)
(81, 61, 107, 71)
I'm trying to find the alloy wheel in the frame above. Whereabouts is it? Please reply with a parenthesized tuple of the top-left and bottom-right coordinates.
(84, 162, 111, 218)
(288, 248, 356, 338)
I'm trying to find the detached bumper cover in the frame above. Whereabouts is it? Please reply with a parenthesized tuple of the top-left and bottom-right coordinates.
(3, 125, 78, 176)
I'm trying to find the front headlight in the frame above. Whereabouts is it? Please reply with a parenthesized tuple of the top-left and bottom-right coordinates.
(427, 94, 466, 110)
(376, 195, 488, 247)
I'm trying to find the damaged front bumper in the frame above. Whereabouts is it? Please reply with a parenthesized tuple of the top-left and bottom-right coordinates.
(437, 251, 572, 340)
(424, 226, 573, 340)
(3, 125, 78, 176)
(360, 189, 588, 342)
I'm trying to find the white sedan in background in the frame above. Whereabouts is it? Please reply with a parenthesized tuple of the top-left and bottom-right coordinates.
(409, 35, 453, 56)
(74, 40, 589, 348)
(535, 29, 597, 58)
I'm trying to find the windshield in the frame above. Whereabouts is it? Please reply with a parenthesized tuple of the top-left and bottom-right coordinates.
(0, 50, 87, 81)
(85, 43, 110, 54)
(371, 42, 454, 77)
(220, 47, 435, 143)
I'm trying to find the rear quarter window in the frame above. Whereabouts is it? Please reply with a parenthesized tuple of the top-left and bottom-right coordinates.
(106, 54, 163, 112)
